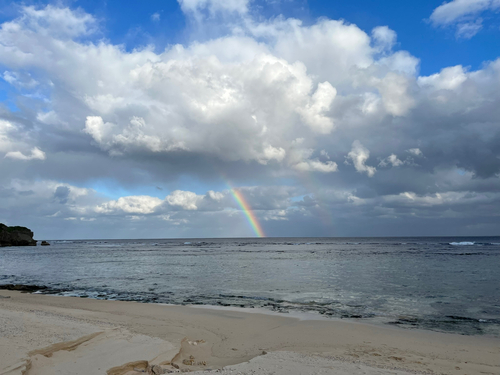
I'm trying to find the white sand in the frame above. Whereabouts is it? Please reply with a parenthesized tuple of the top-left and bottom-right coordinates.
(0, 291, 499, 375)
(192, 351, 429, 374)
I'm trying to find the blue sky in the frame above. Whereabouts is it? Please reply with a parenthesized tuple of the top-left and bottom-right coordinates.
(2, 0, 498, 73)
(309, 0, 500, 75)
(1, 0, 500, 238)
(7, 0, 496, 74)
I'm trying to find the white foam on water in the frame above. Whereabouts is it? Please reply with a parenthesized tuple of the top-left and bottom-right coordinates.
(449, 242, 475, 246)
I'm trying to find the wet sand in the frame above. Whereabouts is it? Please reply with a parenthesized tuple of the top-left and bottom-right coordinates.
(0, 291, 499, 375)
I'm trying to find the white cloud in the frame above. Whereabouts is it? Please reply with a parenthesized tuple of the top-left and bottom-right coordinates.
(407, 148, 423, 157)
(80, 52, 338, 162)
(379, 154, 404, 167)
(151, 12, 160, 22)
(372, 72, 415, 116)
(418, 65, 467, 90)
(382, 191, 487, 207)
(84, 116, 112, 144)
(268, 18, 375, 88)
(3, 71, 38, 88)
(96, 196, 163, 214)
(429, 0, 500, 38)
(5, 147, 46, 161)
(19, 5, 96, 39)
(294, 159, 338, 173)
(166, 190, 202, 210)
(346, 140, 376, 177)
(377, 51, 420, 76)
(263, 209, 289, 221)
(1, 5, 500, 237)
(372, 26, 397, 53)
(287, 144, 337, 173)
(86, 186, 297, 217)
(259, 144, 286, 164)
(207, 190, 224, 201)
(297, 82, 337, 134)
(0, 5, 425, 173)
(84, 116, 178, 155)
(178, 0, 249, 15)
(455, 19, 483, 38)
(430, 0, 491, 25)
(0, 120, 15, 152)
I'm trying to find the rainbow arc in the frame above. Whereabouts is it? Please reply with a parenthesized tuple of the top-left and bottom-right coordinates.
(227, 184, 265, 238)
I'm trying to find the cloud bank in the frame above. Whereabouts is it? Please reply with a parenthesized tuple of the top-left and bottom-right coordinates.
(0, 2, 499, 238)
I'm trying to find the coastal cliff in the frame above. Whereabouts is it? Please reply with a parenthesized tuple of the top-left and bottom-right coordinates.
(0, 223, 37, 247)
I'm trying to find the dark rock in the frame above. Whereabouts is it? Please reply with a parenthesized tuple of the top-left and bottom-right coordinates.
(41, 241, 50, 246)
(0, 284, 48, 293)
(0, 223, 37, 247)
(147, 364, 164, 375)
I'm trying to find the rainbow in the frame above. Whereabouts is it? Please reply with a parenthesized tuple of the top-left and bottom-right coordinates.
(228, 185, 265, 238)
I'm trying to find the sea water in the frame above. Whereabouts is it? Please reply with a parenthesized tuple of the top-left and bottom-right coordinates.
(1, 237, 499, 336)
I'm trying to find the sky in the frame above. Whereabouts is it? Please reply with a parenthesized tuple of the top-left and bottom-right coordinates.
(1, 0, 500, 239)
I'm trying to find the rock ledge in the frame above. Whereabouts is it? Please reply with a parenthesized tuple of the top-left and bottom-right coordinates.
(0, 223, 37, 247)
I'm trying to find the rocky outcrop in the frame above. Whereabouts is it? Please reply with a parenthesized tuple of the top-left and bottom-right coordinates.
(41, 241, 50, 246)
(0, 284, 48, 292)
(0, 223, 37, 247)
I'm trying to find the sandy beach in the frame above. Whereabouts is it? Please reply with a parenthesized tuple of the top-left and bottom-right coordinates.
(0, 291, 498, 375)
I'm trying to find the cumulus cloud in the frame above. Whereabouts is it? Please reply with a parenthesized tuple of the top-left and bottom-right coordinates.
(0, 4, 499, 237)
(371, 72, 415, 116)
(418, 65, 467, 90)
(297, 82, 337, 134)
(17, 5, 96, 39)
(91, 186, 296, 217)
(0, 4, 415, 172)
(166, 190, 201, 210)
(372, 26, 397, 53)
(76, 49, 343, 163)
(84, 116, 172, 155)
(346, 141, 377, 177)
(96, 196, 163, 214)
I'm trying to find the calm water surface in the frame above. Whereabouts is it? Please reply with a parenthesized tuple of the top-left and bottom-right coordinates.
(1, 237, 499, 336)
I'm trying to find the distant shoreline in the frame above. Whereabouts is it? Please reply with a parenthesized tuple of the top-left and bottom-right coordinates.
(22, 235, 500, 241)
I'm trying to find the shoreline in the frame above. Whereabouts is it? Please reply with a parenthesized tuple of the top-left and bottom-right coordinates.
(1, 291, 499, 375)
(3, 283, 498, 339)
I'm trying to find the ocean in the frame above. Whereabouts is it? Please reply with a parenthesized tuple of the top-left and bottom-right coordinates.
(1, 237, 499, 337)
